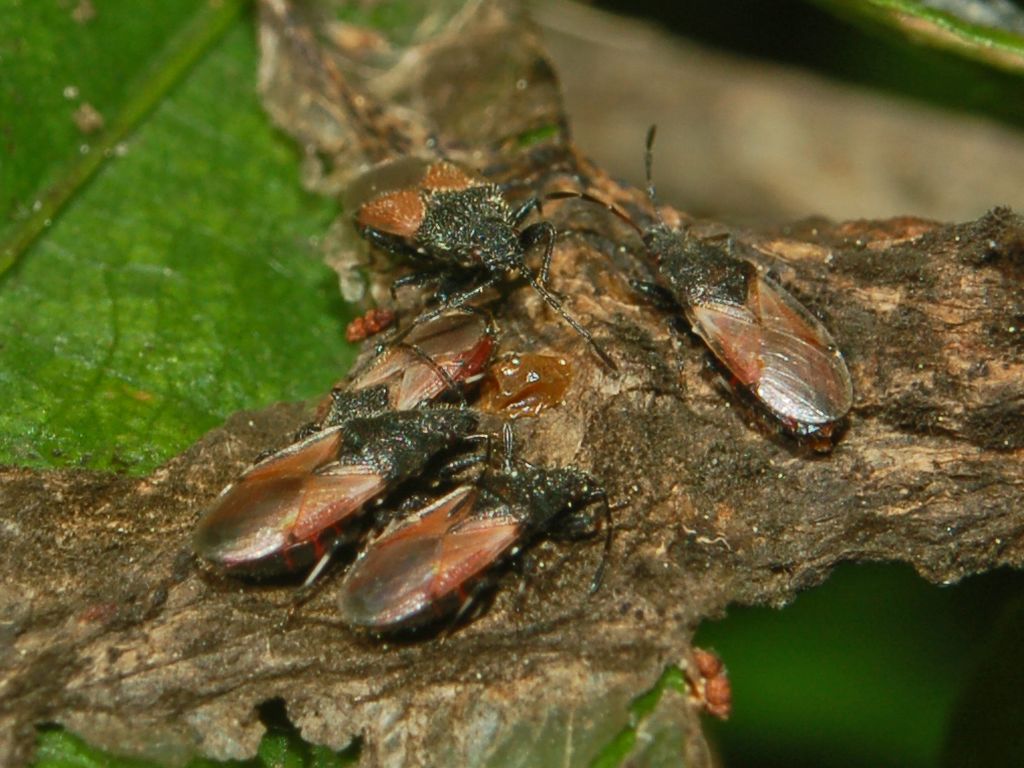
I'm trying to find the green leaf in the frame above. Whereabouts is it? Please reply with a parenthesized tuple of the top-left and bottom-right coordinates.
(814, 0, 1024, 74)
(0, 3, 355, 473)
(33, 716, 359, 767)
(590, 666, 688, 768)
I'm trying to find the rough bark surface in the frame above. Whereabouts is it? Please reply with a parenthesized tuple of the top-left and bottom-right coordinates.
(2, 2, 1023, 766)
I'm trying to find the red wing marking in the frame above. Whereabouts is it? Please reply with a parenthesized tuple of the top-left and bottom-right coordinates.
(357, 189, 425, 237)
(689, 273, 852, 427)
(193, 431, 380, 570)
(420, 161, 478, 192)
(290, 464, 384, 540)
(429, 514, 521, 597)
(242, 429, 342, 482)
(687, 302, 763, 385)
(352, 313, 494, 409)
(193, 429, 345, 566)
(339, 487, 521, 628)
(194, 473, 305, 567)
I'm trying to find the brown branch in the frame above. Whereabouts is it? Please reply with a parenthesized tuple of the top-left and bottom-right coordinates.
(2, 2, 1022, 766)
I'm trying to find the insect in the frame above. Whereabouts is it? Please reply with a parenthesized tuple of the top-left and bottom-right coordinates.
(193, 312, 494, 577)
(350, 156, 617, 370)
(337, 427, 611, 632)
(554, 128, 852, 445)
(192, 408, 480, 577)
(311, 309, 495, 430)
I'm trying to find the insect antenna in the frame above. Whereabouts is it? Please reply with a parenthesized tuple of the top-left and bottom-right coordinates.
(644, 125, 659, 206)
(543, 190, 644, 239)
(643, 124, 676, 235)
(403, 339, 466, 406)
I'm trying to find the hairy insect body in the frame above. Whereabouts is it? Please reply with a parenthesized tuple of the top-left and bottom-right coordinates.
(418, 186, 519, 270)
(558, 129, 853, 443)
(354, 158, 617, 369)
(644, 226, 747, 308)
(192, 408, 479, 577)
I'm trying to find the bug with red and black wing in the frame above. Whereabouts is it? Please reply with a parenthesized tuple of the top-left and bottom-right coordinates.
(551, 129, 852, 445)
(635, 128, 852, 445)
(337, 457, 609, 632)
(193, 407, 480, 577)
(350, 157, 616, 370)
(637, 221, 853, 444)
(305, 309, 495, 436)
(192, 312, 494, 578)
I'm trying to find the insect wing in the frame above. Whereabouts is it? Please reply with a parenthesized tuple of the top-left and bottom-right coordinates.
(339, 486, 521, 629)
(193, 429, 385, 575)
(288, 463, 385, 541)
(687, 271, 853, 433)
(351, 312, 494, 409)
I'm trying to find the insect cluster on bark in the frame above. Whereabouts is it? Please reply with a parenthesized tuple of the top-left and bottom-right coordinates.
(193, 131, 853, 636)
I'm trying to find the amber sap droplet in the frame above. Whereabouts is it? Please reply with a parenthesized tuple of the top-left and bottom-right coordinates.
(479, 354, 572, 419)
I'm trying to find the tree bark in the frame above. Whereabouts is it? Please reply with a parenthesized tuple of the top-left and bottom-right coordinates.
(2, 2, 1022, 766)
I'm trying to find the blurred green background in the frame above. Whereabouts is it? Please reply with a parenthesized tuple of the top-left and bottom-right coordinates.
(4, 0, 1023, 765)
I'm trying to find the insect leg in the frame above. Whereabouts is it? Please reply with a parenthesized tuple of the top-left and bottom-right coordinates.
(401, 339, 465, 405)
(589, 491, 615, 595)
(288, 532, 357, 611)
(416, 275, 503, 327)
(390, 269, 442, 299)
(519, 224, 618, 370)
(510, 196, 542, 227)
(302, 548, 336, 589)
(520, 221, 558, 288)
(545, 485, 615, 594)
(500, 422, 516, 473)
(434, 448, 489, 483)
(370, 274, 497, 358)
(441, 581, 490, 641)
(362, 227, 424, 263)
